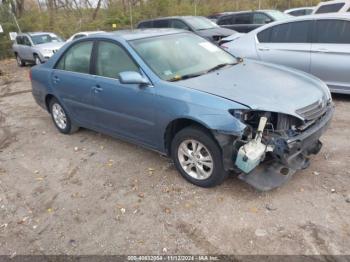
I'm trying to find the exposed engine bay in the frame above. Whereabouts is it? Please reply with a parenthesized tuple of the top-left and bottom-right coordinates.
(223, 100, 334, 191)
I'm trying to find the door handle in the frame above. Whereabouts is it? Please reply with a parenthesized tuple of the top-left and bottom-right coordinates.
(258, 47, 270, 51)
(314, 48, 329, 53)
(93, 85, 103, 93)
(52, 75, 60, 84)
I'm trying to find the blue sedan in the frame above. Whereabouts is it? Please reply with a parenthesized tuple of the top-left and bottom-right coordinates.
(30, 29, 333, 191)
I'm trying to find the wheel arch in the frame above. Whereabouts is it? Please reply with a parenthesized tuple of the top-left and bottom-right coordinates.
(45, 94, 55, 112)
(164, 117, 217, 156)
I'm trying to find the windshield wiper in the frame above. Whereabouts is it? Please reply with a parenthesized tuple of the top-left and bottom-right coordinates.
(206, 62, 238, 73)
(168, 72, 205, 82)
(168, 62, 240, 82)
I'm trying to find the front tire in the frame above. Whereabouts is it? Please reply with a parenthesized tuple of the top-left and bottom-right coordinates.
(34, 55, 41, 65)
(49, 98, 79, 134)
(171, 126, 228, 188)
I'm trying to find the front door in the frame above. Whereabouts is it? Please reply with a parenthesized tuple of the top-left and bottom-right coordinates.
(92, 41, 156, 145)
(311, 19, 350, 93)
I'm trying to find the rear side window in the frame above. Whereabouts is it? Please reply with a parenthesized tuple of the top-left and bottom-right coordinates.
(253, 13, 271, 24)
(138, 21, 153, 28)
(315, 3, 345, 14)
(234, 13, 252, 24)
(170, 20, 190, 30)
(257, 21, 311, 43)
(217, 15, 234, 25)
(16, 36, 23, 45)
(73, 34, 85, 40)
(314, 19, 350, 44)
(153, 20, 170, 28)
(289, 10, 306, 16)
(95, 41, 139, 79)
(56, 41, 93, 74)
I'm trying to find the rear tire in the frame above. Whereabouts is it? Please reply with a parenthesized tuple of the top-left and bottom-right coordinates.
(171, 126, 228, 188)
(49, 97, 79, 134)
(15, 54, 25, 67)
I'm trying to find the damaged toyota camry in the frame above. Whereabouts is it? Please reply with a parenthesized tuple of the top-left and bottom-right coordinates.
(30, 29, 334, 191)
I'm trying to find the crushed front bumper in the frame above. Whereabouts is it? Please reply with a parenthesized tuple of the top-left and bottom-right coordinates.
(238, 104, 334, 191)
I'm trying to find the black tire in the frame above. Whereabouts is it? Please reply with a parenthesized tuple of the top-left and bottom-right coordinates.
(171, 126, 228, 188)
(49, 97, 79, 134)
(34, 54, 41, 65)
(15, 54, 25, 67)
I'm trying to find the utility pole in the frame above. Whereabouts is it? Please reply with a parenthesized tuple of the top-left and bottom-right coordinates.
(9, 3, 21, 32)
(194, 0, 198, 16)
(129, 0, 133, 30)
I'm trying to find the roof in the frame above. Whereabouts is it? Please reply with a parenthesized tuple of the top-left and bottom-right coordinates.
(283, 12, 350, 21)
(25, 32, 56, 36)
(138, 16, 206, 23)
(284, 6, 315, 12)
(94, 29, 186, 41)
(216, 9, 284, 17)
(253, 12, 350, 32)
(74, 31, 105, 35)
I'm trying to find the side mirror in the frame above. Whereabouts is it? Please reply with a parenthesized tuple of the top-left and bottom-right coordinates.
(119, 71, 150, 86)
(264, 19, 272, 24)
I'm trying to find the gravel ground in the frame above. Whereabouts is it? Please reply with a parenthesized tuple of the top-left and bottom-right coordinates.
(0, 59, 350, 256)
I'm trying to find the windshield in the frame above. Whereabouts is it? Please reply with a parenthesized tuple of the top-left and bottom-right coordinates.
(30, 34, 63, 45)
(265, 10, 292, 20)
(130, 33, 237, 81)
(183, 16, 219, 30)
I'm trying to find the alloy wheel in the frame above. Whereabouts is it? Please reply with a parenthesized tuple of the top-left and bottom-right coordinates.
(52, 103, 67, 130)
(177, 139, 214, 180)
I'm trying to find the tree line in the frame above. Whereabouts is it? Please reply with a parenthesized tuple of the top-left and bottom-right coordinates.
(1, 0, 323, 59)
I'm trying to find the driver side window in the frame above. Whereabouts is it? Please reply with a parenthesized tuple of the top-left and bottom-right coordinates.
(95, 41, 139, 79)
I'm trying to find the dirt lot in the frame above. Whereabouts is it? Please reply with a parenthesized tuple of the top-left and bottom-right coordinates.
(0, 59, 350, 256)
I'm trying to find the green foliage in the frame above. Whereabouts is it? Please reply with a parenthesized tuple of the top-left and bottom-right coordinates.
(0, 0, 323, 59)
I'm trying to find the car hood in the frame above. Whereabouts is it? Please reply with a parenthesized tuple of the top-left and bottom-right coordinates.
(196, 27, 237, 37)
(176, 60, 330, 119)
(36, 42, 65, 50)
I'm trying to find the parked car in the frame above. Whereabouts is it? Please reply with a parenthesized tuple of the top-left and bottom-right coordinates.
(312, 0, 350, 14)
(284, 7, 315, 16)
(137, 16, 236, 43)
(215, 10, 291, 33)
(66, 31, 105, 42)
(13, 32, 65, 66)
(30, 29, 333, 191)
(222, 13, 350, 94)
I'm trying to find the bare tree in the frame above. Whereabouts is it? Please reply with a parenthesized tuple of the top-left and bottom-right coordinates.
(92, 0, 102, 20)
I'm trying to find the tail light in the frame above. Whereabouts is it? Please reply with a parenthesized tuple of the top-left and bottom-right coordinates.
(221, 44, 228, 49)
(29, 69, 32, 81)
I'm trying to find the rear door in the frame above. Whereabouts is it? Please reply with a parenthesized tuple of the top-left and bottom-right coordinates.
(311, 19, 350, 93)
(256, 20, 312, 72)
(22, 36, 33, 61)
(91, 40, 156, 145)
(51, 40, 96, 125)
(14, 36, 25, 58)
